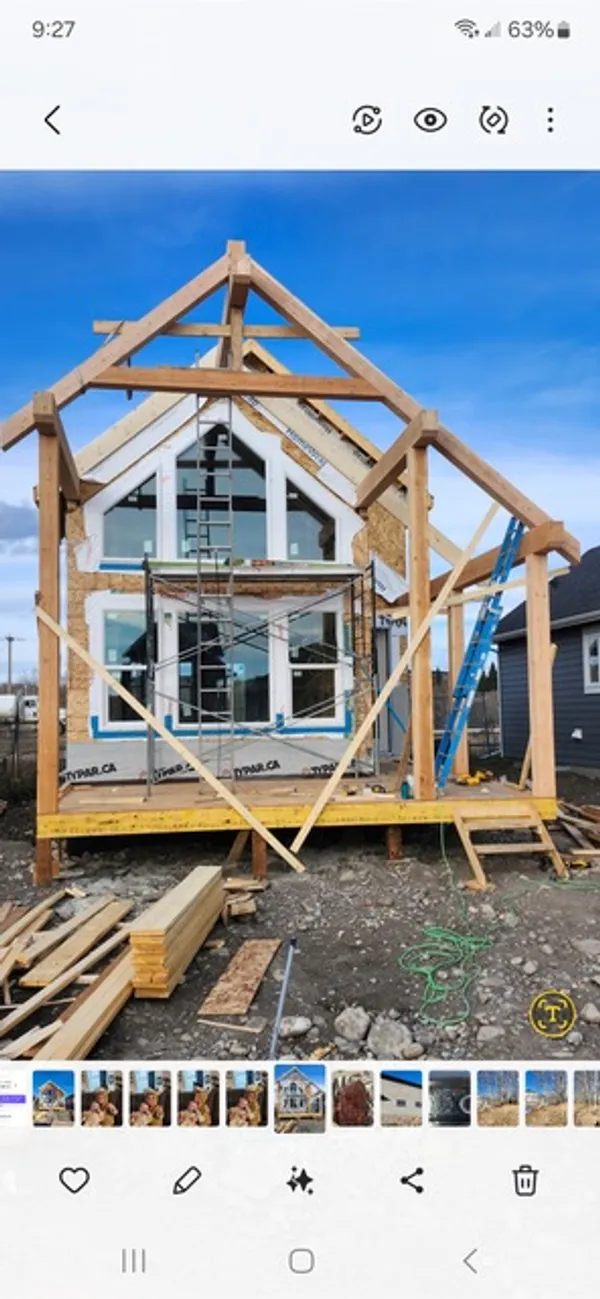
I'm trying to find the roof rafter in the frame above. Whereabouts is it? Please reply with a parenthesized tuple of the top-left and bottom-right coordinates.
(356, 410, 439, 510)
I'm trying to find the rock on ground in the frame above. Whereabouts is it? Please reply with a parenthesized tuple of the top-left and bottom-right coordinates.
(366, 1018, 412, 1058)
(278, 1016, 313, 1039)
(334, 1006, 371, 1042)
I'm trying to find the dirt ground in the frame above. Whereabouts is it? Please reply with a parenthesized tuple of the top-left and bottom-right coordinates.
(574, 1104, 600, 1126)
(477, 1103, 519, 1127)
(526, 1103, 568, 1126)
(2, 765, 600, 1063)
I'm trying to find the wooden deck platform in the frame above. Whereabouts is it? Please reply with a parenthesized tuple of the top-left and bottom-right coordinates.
(39, 777, 557, 840)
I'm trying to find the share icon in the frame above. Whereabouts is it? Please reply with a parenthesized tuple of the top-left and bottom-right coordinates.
(400, 1167, 425, 1194)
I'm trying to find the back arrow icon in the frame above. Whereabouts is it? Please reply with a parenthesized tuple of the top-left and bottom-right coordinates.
(463, 1249, 478, 1274)
(44, 106, 61, 135)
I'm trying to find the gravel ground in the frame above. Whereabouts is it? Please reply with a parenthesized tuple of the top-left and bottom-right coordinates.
(2, 770, 600, 1063)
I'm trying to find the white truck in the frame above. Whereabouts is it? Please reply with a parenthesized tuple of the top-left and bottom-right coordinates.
(0, 694, 39, 724)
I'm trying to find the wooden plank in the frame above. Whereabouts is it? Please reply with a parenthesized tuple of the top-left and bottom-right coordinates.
(226, 830, 250, 866)
(0, 891, 66, 948)
(291, 502, 499, 851)
(196, 1017, 263, 1034)
(0, 905, 26, 937)
(20, 899, 133, 988)
(391, 718, 412, 793)
(251, 830, 268, 880)
(448, 605, 470, 778)
(390, 522, 580, 613)
(91, 366, 381, 400)
(0, 911, 54, 987)
(224, 877, 266, 892)
(16, 897, 114, 969)
(0, 1021, 63, 1060)
(445, 569, 568, 606)
(93, 321, 361, 340)
(129, 867, 221, 936)
(199, 939, 281, 1016)
(35, 605, 305, 874)
(526, 554, 556, 799)
(1, 252, 229, 448)
(408, 445, 435, 799)
(519, 642, 558, 789)
(40, 953, 132, 1060)
(453, 812, 490, 889)
(356, 410, 438, 509)
(0, 926, 130, 1040)
(36, 427, 61, 885)
(33, 392, 80, 502)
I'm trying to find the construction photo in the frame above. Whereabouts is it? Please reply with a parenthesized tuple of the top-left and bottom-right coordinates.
(1, 171, 599, 1066)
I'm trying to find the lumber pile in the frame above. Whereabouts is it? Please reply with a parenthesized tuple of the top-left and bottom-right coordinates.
(130, 866, 225, 998)
(555, 801, 600, 861)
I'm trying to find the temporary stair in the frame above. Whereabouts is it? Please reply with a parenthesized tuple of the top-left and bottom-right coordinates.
(453, 806, 568, 891)
(435, 516, 525, 792)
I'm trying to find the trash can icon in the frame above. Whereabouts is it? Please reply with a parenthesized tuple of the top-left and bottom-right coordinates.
(513, 1164, 539, 1197)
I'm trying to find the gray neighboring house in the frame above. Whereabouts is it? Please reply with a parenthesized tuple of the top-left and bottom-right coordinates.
(495, 546, 600, 770)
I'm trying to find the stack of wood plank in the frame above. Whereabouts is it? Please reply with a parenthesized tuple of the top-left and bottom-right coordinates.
(129, 866, 225, 998)
(556, 801, 600, 861)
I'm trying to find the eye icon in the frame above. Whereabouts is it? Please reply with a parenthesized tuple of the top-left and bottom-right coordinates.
(414, 107, 448, 133)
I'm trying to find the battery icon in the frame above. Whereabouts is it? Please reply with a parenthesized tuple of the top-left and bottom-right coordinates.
(557, 21, 571, 38)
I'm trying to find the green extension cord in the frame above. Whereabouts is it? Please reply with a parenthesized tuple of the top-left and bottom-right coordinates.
(397, 821, 600, 1029)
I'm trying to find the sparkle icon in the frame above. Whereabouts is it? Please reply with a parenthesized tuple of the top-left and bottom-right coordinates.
(287, 1167, 314, 1195)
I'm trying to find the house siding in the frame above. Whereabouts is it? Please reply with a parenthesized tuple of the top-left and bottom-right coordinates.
(498, 626, 600, 769)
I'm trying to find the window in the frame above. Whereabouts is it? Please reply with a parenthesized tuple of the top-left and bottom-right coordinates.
(583, 629, 600, 693)
(176, 427, 267, 561)
(286, 480, 335, 561)
(103, 475, 157, 559)
(178, 607, 269, 725)
(289, 610, 338, 720)
(104, 611, 148, 723)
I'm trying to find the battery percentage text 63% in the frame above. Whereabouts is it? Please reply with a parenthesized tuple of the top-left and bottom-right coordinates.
(508, 20, 559, 37)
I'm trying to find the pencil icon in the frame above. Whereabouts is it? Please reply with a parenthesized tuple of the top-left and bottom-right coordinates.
(172, 1166, 202, 1196)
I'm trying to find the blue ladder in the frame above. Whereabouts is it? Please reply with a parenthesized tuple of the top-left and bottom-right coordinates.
(434, 515, 525, 792)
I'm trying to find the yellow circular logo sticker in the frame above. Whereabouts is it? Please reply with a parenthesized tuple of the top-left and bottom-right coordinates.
(528, 990, 577, 1039)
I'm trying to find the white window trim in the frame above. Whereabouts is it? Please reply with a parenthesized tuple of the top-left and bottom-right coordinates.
(86, 591, 151, 733)
(583, 626, 600, 694)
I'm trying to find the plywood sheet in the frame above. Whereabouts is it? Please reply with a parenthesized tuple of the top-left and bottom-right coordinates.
(198, 939, 281, 1016)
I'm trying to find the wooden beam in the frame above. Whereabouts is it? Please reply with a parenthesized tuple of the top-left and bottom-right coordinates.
(36, 429, 61, 884)
(435, 430, 580, 563)
(408, 445, 435, 799)
(290, 502, 499, 852)
(33, 392, 80, 503)
(0, 927, 130, 1040)
(90, 366, 381, 399)
(445, 567, 569, 607)
(389, 521, 579, 614)
(1, 252, 229, 448)
(93, 321, 361, 340)
(526, 554, 556, 798)
(356, 410, 439, 510)
(35, 605, 305, 875)
(217, 240, 249, 369)
(518, 642, 558, 789)
(447, 606, 470, 777)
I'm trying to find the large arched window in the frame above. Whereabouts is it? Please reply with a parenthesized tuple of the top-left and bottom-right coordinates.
(103, 475, 157, 559)
(176, 426, 267, 561)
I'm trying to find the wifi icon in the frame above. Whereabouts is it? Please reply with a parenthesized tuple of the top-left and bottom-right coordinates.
(455, 18, 480, 37)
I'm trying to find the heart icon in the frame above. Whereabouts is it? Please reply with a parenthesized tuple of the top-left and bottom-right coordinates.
(59, 1167, 90, 1195)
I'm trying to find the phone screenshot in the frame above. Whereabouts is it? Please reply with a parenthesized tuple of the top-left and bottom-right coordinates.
(0, 2, 598, 1294)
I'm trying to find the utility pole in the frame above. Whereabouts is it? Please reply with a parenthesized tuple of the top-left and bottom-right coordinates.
(3, 635, 24, 693)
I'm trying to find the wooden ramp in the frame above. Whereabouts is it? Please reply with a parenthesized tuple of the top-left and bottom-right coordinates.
(454, 804, 568, 891)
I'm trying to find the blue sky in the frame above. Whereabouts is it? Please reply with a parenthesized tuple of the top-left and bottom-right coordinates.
(477, 1070, 518, 1099)
(32, 1069, 75, 1095)
(274, 1063, 326, 1086)
(525, 1070, 567, 1096)
(0, 170, 598, 674)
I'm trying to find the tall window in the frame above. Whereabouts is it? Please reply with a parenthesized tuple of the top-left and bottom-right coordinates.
(286, 480, 335, 561)
(103, 475, 157, 559)
(104, 611, 148, 723)
(178, 607, 269, 725)
(583, 630, 600, 693)
(176, 427, 267, 561)
(288, 610, 338, 720)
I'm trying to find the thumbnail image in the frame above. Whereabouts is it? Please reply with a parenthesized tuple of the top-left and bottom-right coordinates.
(380, 1071, 423, 1127)
(177, 1070, 220, 1126)
(81, 1070, 123, 1127)
(129, 1071, 171, 1127)
(32, 1071, 75, 1127)
(0, 1069, 30, 1129)
(274, 1065, 326, 1134)
(332, 1071, 374, 1127)
(477, 1070, 520, 1127)
(225, 1070, 268, 1127)
(0, 171, 598, 1067)
(525, 1070, 568, 1127)
(429, 1071, 471, 1127)
(574, 1071, 600, 1127)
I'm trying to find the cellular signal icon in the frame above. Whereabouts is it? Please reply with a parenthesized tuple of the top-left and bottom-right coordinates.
(455, 18, 480, 38)
(485, 21, 502, 38)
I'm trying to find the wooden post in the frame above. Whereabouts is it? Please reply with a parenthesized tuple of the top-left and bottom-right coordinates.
(447, 605, 470, 778)
(230, 308, 244, 369)
(408, 446, 435, 799)
(385, 825, 403, 861)
(35, 430, 61, 884)
(526, 554, 556, 798)
(251, 831, 268, 880)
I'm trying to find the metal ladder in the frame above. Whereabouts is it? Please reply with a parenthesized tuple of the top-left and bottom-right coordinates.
(189, 398, 236, 775)
(434, 515, 525, 792)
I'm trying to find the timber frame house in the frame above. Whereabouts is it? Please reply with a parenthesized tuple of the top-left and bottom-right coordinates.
(0, 240, 580, 888)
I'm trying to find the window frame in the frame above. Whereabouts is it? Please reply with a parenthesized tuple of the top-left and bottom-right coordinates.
(102, 473, 158, 563)
(583, 627, 600, 695)
(102, 608, 150, 729)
